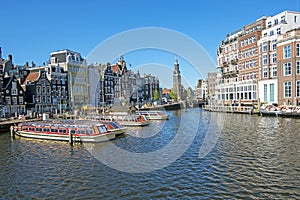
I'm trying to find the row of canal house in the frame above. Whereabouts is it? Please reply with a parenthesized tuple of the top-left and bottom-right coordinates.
(0, 48, 69, 117)
(215, 10, 300, 106)
(0, 49, 26, 118)
(0, 48, 160, 118)
(89, 56, 160, 108)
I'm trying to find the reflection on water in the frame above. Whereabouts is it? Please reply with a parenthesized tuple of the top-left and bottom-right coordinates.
(0, 109, 299, 199)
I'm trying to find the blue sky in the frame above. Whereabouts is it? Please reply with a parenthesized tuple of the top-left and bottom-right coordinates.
(1, 0, 299, 87)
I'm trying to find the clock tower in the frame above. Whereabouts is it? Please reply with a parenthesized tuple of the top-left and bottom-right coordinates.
(172, 57, 182, 101)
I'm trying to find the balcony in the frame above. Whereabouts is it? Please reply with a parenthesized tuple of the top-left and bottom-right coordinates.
(281, 19, 287, 24)
(231, 59, 238, 65)
(223, 61, 229, 66)
(222, 69, 239, 78)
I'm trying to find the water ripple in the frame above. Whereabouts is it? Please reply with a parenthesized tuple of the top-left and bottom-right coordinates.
(0, 109, 299, 199)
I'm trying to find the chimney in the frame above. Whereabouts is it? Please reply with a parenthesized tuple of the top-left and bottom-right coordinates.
(8, 54, 12, 61)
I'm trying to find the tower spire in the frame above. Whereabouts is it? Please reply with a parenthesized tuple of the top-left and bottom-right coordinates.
(172, 56, 182, 101)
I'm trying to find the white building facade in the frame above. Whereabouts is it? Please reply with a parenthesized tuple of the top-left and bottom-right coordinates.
(216, 10, 300, 106)
(257, 11, 300, 105)
(50, 49, 88, 110)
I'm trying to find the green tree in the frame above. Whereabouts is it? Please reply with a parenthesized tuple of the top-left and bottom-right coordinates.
(153, 89, 160, 101)
(170, 90, 177, 101)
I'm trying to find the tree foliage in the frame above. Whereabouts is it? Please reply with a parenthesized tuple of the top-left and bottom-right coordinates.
(153, 89, 160, 101)
(170, 90, 177, 101)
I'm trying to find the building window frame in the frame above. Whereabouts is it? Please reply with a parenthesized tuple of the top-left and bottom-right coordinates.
(272, 53, 277, 64)
(263, 55, 268, 65)
(37, 86, 41, 94)
(283, 62, 292, 76)
(12, 97, 17, 105)
(284, 82, 292, 98)
(270, 83, 275, 102)
(272, 40, 277, 50)
(19, 96, 24, 105)
(263, 67, 268, 78)
(11, 88, 18, 95)
(297, 81, 300, 97)
(296, 43, 300, 57)
(283, 45, 291, 59)
(277, 27, 281, 34)
(5, 96, 11, 105)
(263, 84, 267, 102)
(271, 66, 277, 77)
(262, 42, 267, 52)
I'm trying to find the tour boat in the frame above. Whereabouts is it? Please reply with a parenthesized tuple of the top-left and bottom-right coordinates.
(136, 111, 169, 120)
(82, 115, 127, 134)
(85, 113, 150, 127)
(111, 114, 150, 126)
(14, 121, 116, 142)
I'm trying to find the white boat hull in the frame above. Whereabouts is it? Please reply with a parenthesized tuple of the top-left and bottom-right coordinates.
(108, 127, 127, 135)
(146, 116, 169, 120)
(118, 121, 150, 127)
(15, 131, 116, 143)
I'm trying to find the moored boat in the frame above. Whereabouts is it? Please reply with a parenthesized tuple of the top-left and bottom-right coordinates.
(84, 114, 127, 134)
(259, 109, 282, 117)
(259, 104, 281, 117)
(136, 111, 169, 120)
(111, 114, 150, 126)
(277, 106, 300, 118)
(14, 121, 116, 143)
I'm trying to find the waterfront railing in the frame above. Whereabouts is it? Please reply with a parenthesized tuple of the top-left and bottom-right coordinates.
(203, 105, 255, 114)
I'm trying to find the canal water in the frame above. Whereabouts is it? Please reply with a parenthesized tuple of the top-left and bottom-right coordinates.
(0, 108, 299, 199)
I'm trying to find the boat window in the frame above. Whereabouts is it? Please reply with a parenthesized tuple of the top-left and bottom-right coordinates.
(71, 130, 76, 134)
(86, 128, 92, 134)
(77, 129, 85, 134)
(98, 125, 107, 133)
(109, 122, 119, 128)
(59, 129, 66, 133)
(36, 128, 42, 132)
(43, 128, 50, 132)
(51, 129, 58, 132)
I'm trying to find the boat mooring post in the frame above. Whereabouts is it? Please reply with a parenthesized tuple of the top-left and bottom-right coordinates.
(10, 125, 15, 139)
(69, 130, 73, 145)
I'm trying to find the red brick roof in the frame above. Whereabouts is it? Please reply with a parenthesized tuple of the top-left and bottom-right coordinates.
(23, 71, 40, 84)
(111, 64, 120, 73)
(162, 89, 171, 94)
